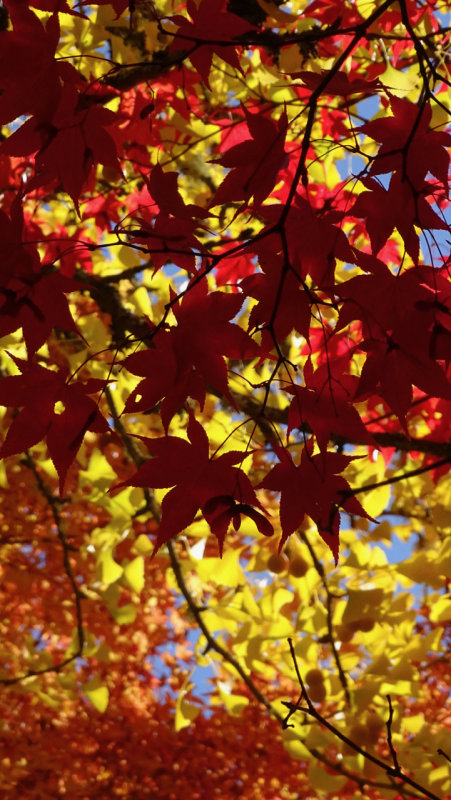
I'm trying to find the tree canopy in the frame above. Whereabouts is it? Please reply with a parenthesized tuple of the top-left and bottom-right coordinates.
(0, 0, 450, 798)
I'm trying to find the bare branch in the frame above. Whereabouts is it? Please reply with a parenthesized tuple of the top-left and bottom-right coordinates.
(297, 532, 350, 704)
(386, 694, 401, 774)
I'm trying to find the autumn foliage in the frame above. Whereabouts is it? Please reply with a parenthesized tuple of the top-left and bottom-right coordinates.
(0, 0, 451, 797)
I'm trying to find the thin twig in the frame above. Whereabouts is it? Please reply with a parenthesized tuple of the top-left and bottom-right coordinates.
(284, 641, 443, 800)
(386, 694, 401, 774)
(297, 531, 350, 705)
(438, 748, 451, 764)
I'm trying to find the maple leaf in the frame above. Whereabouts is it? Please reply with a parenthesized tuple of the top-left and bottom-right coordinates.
(0, 7, 64, 125)
(415, 267, 451, 363)
(259, 443, 374, 564)
(0, 271, 81, 355)
(356, 335, 451, 427)
(360, 96, 451, 191)
(212, 108, 288, 208)
(286, 358, 376, 453)
(124, 279, 259, 428)
(351, 175, 448, 262)
(0, 359, 108, 492)
(203, 495, 273, 543)
(214, 246, 256, 288)
(0, 197, 40, 284)
(147, 164, 208, 223)
(82, 192, 124, 236)
(2, 83, 121, 208)
(127, 164, 208, 273)
(37, 223, 95, 277)
(299, 70, 381, 96)
(118, 414, 272, 553)
(241, 235, 312, 348)
(0, 195, 80, 352)
(114, 89, 158, 158)
(168, 0, 256, 89)
(258, 198, 356, 288)
(337, 263, 451, 423)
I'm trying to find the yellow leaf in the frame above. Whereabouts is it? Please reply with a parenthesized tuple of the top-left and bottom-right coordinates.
(282, 728, 311, 761)
(429, 765, 450, 785)
(402, 714, 425, 735)
(123, 556, 145, 594)
(0, 462, 6, 488)
(130, 286, 153, 318)
(360, 482, 391, 518)
(97, 550, 123, 585)
(380, 64, 418, 98)
(196, 549, 245, 588)
(110, 604, 138, 625)
(134, 534, 153, 555)
(175, 681, 200, 732)
(308, 760, 347, 792)
(397, 552, 444, 589)
(95, 641, 110, 663)
(432, 504, 451, 534)
(80, 450, 116, 491)
(272, 587, 294, 616)
(380, 679, 413, 695)
(36, 458, 59, 481)
(77, 313, 110, 352)
(36, 690, 60, 710)
(256, 0, 297, 23)
(241, 585, 262, 619)
(369, 519, 392, 542)
(217, 682, 249, 716)
(278, 45, 304, 74)
(83, 679, 109, 713)
(342, 587, 384, 624)
(429, 596, 451, 623)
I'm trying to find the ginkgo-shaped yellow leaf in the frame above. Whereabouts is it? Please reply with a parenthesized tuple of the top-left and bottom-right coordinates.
(123, 556, 145, 594)
(83, 678, 109, 713)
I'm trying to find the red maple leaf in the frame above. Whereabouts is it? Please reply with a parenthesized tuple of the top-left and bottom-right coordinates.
(212, 108, 288, 208)
(241, 234, 312, 348)
(118, 414, 272, 553)
(127, 164, 208, 274)
(214, 245, 256, 288)
(337, 264, 451, 423)
(258, 197, 356, 289)
(356, 335, 451, 426)
(0, 359, 108, 492)
(0, 196, 80, 353)
(124, 279, 259, 428)
(2, 83, 121, 208)
(0, 197, 40, 283)
(286, 357, 376, 453)
(298, 70, 381, 96)
(203, 495, 273, 545)
(0, 271, 81, 355)
(259, 442, 374, 564)
(351, 175, 448, 262)
(168, 0, 255, 89)
(360, 96, 451, 191)
(0, 7, 65, 125)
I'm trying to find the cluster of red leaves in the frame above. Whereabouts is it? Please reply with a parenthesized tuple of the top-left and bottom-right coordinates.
(0, 0, 450, 566)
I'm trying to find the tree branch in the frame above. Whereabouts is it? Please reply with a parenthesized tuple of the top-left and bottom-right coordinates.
(283, 639, 443, 800)
(232, 392, 451, 458)
(297, 530, 350, 705)
(105, 387, 440, 800)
